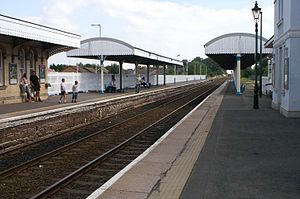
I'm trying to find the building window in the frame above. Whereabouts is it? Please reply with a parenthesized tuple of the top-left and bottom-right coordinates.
(272, 63, 275, 88)
(9, 63, 17, 84)
(284, 47, 289, 90)
(278, 0, 283, 21)
(0, 49, 3, 86)
(29, 50, 35, 74)
(19, 49, 26, 82)
(39, 64, 46, 83)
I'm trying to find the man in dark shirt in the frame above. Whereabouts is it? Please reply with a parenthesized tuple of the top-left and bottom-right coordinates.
(30, 70, 42, 102)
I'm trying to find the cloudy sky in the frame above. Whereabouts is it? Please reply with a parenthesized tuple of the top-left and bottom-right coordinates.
(1, 0, 274, 67)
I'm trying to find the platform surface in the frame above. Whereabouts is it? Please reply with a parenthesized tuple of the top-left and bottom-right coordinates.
(90, 81, 300, 199)
(180, 82, 300, 199)
(1, 80, 299, 199)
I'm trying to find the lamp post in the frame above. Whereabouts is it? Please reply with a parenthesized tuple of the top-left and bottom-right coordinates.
(91, 24, 101, 74)
(259, 11, 263, 98)
(91, 24, 101, 37)
(252, 1, 260, 109)
(176, 54, 180, 75)
(91, 23, 104, 93)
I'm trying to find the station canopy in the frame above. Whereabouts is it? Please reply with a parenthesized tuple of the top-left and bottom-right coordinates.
(0, 14, 81, 56)
(67, 37, 183, 66)
(204, 33, 272, 70)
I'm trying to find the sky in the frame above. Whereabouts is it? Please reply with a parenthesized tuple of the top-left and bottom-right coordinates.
(0, 0, 274, 68)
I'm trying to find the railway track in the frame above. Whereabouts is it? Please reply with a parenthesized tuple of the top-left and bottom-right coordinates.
(0, 81, 207, 171)
(0, 78, 225, 198)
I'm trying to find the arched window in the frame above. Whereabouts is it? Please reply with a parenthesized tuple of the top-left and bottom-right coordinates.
(29, 50, 35, 74)
(19, 49, 26, 81)
(0, 49, 3, 86)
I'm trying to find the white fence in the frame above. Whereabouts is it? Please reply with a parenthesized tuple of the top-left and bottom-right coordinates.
(48, 72, 206, 95)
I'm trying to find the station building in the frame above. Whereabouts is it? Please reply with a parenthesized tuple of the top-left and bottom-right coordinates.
(270, 0, 300, 118)
(205, 0, 300, 118)
(0, 14, 80, 104)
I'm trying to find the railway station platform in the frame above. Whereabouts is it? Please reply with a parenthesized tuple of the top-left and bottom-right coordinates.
(0, 91, 124, 119)
(0, 84, 169, 119)
(1, 80, 299, 199)
(89, 81, 300, 199)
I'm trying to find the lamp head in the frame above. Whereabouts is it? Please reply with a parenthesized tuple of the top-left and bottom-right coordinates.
(252, 1, 261, 22)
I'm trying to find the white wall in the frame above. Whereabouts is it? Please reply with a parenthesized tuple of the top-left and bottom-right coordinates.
(273, 0, 300, 117)
(48, 72, 206, 95)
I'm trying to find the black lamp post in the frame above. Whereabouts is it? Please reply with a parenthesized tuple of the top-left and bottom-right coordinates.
(252, 1, 261, 109)
(259, 11, 263, 98)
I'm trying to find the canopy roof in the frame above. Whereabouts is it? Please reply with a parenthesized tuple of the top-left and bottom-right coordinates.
(204, 33, 272, 70)
(67, 37, 183, 66)
(0, 14, 80, 56)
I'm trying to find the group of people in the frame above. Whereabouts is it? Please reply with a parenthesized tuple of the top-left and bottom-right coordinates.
(20, 73, 79, 104)
(135, 75, 150, 93)
(21, 72, 150, 103)
(105, 75, 117, 93)
(20, 70, 42, 102)
(59, 78, 79, 104)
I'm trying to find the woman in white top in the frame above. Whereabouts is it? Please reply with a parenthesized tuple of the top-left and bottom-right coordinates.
(21, 73, 31, 102)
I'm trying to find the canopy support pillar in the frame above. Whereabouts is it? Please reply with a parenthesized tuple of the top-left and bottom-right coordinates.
(163, 65, 166, 85)
(147, 64, 150, 84)
(119, 61, 123, 90)
(236, 53, 241, 96)
(156, 65, 159, 86)
(98, 55, 105, 94)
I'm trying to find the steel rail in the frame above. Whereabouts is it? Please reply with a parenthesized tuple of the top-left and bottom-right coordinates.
(0, 82, 209, 178)
(30, 81, 222, 198)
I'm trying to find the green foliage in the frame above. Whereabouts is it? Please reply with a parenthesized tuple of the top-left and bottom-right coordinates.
(48, 56, 230, 77)
(105, 63, 119, 74)
(241, 58, 268, 78)
(202, 57, 225, 77)
(49, 63, 66, 72)
(175, 57, 225, 76)
(166, 66, 175, 75)
(261, 59, 268, 76)
(241, 67, 254, 78)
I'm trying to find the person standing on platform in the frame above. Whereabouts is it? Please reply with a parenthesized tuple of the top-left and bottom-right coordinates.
(30, 70, 42, 102)
(21, 73, 31, 102)
(71, 80, 79, 103)
(136, 74, 142, 93)
(59, 78, 67, 104)
(111, 75, 116, 93)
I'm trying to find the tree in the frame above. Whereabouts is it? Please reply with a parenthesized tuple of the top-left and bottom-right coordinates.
(241, 67, 254, 78)
(105, 63, 119, 74)
(202, 57, 225, 77)
(49, 63, 66, 72)
(261, 59, 268, 76)
(241, 58, 268, 78)
(182, 57, 225, 76)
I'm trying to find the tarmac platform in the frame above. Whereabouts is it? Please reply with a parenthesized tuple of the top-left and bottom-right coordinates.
(0, 81, 299, 199)
(180, 82, 300, 199)
(89, 81, 300, 199)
